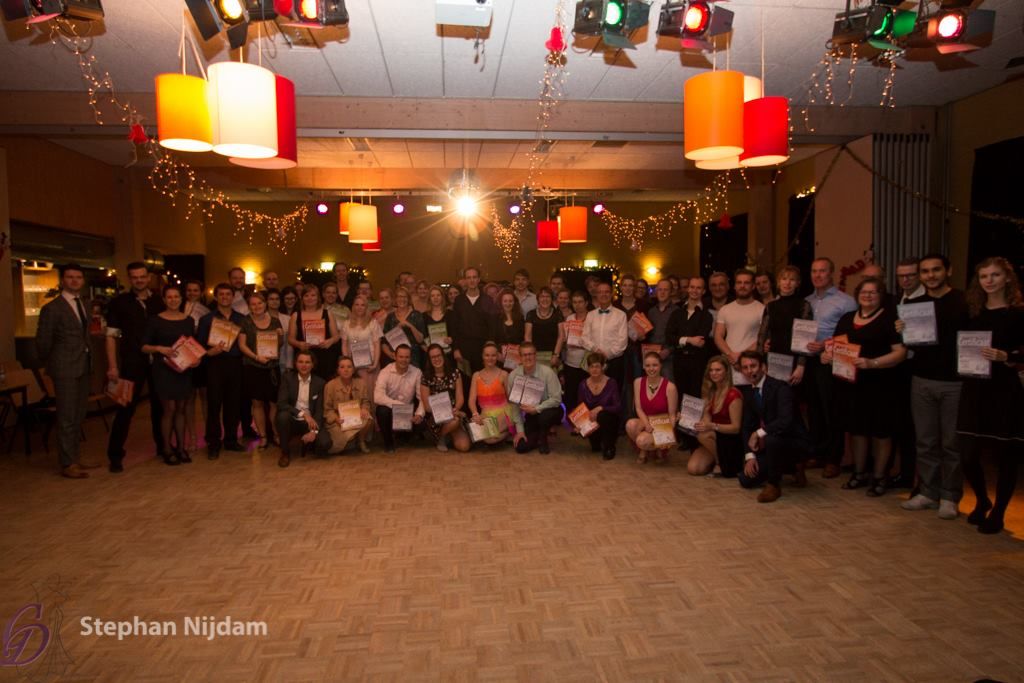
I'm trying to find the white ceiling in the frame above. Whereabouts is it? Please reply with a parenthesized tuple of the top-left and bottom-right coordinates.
(0, 0, 1020, 189)
(0, 0, 1020, 106)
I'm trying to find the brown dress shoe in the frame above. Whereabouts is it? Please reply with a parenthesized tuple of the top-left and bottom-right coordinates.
(822, 463, 841, 479)
(792, 462, 808, 488)
(757, 483, 782, 503)
(61, 464, 89, 479)
(278, 454, 290, 468)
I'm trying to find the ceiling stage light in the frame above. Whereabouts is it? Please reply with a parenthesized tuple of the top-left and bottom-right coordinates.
(291, 0, 348, 27)
(2, 0, 104, 21)
(456, 196, 477, 217)
(392, 201, 405, 215)
(574, 0, 651, 50)
(658, 0, 733, 51)
(315, 202, 330, 215)
(186, 0, 249, 48)
(592, 202, 606, 214)
(508, 203, 522, 216)
(936, 12, 964, 39)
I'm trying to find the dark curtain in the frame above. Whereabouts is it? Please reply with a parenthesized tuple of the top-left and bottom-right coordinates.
(700, 213, 748, 279)
(787, 195, 816, 298)
(967, 137, 1024, 284)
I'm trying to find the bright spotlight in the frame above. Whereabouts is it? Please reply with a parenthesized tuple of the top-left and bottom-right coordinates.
(315, 202, 329, 215)
(592, 202, 606, 214)
(456, 196, 477, 217)
(509, 203, 522, 215)
(392, 201, 405, 215)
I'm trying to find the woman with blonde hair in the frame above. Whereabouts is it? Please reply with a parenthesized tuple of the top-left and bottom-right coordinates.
(958, 257, 1024, 534)
(341, 294, 383, 403)
(413, 280, 432, 314)
(686, 355, 744, 477)
(383, 286, 427, 369)
(625, 352, 679, 464)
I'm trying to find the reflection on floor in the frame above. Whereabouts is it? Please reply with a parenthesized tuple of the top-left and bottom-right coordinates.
(1, 406, 1023, 682)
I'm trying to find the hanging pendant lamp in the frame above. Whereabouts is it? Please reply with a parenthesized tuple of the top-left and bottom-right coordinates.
(558, 206, 587, 243)
(338, 201, 359, 235)
(155, 73, 213, 152)
(694, 75, 763, 170)
(209, 62, 278, 159)
(683, 70, 744, 161)
(740, 96, 790, 167)
(347, 204, 378, 244)
(362, 226, 382, 252)
(229, 74, 297, 169)
(537, 220, 560, 251)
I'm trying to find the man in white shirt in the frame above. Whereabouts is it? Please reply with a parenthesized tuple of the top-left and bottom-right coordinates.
(274, 351, 329, 467)
(228, 267, 249, 315)
(714, 269, 765, 386)
(582, 282, 628, 388)
(512, 268, 537, 316)
(374, 345, 425, 452)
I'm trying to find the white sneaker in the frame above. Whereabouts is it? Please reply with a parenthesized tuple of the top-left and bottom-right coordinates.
(937, 500, 959, 520)
(901, 494, 939, 511)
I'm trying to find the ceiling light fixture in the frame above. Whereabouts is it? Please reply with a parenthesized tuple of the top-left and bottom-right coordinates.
(592, 202, 606, 214)
(315, 202, 330, 215)
(208, 62, 279, 159)
(657, 0, 733, 51)
(229, 74, 298, 169)
(456, 196, 477, 217)
(185, 0, 249, 48)
(2, 0, 104, 22)
(290, 0, 348, 27)
(392, 200, 405, 215)
(508, 202, 522, 216)
(573, 0, 651, 50)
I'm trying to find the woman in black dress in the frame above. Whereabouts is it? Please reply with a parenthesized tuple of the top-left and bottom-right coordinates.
(420, 344, 470, 452)
(288, 284, 341, 381)
(524, 287, 563, 369)
(823, 277, 907, 496)
(424, 286, 454, 355)
(141, 284, 198, 465)
(490, 289, 525, 367)
(239, 291, 284, 449)
(958, 257, 1024, 534)
(383, 287, 427, 369)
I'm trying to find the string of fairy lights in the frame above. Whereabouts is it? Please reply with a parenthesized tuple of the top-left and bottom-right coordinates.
(489, 0, 570, 263)
(45, 17, 310, 252)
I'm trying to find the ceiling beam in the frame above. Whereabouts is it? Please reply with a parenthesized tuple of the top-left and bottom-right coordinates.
(0, 91, 937, 142)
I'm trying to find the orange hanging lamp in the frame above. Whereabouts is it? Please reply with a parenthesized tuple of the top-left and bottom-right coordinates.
(347, 204, 378, 244)
(683, 70, 744, 161)
(338, 201, 359, 235)
(537, 220, 560, 251)
(558, 205, 588, 243)
(695, 75, 763, 170)
(155, 73, 213, 152)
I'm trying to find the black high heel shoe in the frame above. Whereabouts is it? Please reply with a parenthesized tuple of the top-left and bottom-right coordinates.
(178, 450, 192, 464)
(162, 451, 182, 466)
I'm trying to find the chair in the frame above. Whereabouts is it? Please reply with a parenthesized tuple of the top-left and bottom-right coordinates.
(2, 368, 40, 454)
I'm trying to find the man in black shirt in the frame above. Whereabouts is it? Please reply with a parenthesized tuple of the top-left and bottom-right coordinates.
(196, 282, 248, 459)
(105, 261, 165, 472)
(897, 254, 970, 520)
(451, 266, 495, 374)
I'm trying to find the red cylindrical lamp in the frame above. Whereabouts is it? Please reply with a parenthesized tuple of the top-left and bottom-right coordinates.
(537, 220, 560, 251)
(739, 96, 790, 167)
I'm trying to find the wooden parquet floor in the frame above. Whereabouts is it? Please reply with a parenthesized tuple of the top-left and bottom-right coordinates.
(2, 409, 1024, 682)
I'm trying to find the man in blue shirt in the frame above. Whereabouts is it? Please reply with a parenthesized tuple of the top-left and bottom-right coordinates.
(804, 257, 857, 478)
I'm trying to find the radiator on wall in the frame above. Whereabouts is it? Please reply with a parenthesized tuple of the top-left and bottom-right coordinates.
(872, 133, 931, 291)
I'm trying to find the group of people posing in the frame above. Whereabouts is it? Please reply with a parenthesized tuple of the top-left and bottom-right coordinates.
(37, 255, 1022, 533)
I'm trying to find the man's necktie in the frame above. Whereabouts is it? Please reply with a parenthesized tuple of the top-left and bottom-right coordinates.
(74, 296, 88, 337)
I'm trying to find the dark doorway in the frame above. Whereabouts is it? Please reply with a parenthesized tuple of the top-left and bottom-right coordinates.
(699, 213, 748, 279)
(787, 194, 816, 297)
(967, 137, 1024, 284)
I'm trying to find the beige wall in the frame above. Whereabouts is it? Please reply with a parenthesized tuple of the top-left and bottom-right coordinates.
(947, 79, 1024, 287)
(813, 136, 874, 271)
(203, 192, 750, 288)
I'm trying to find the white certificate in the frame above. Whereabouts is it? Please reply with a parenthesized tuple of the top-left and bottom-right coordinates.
(767, 352, 795, 382)
(351, 339, 374, 369)
(790, 319, 819, 355)
(957, 331, 992, 378)
(898, 301, 938, 346)
(391, 403, 414, 431)
(677, 394, 705, 435)
(428, 392, 455, 424)
(384, 325, 410, 351)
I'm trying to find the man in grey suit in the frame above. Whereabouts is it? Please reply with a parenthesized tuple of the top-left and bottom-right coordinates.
(274, 350, 329, 468)
(36, 263, 100, 479)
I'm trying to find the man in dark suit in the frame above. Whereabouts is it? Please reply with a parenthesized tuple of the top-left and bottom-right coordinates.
(36, 263, 100, 479)
(274, 350, 329, 468)
(737, 351, 811, 503)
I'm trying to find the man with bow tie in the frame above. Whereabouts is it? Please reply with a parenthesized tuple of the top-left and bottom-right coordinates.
(582, 282, 628, 390)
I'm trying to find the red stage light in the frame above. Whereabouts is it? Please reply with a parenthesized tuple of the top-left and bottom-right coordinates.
(683, 2, 710, 34)
(936, 12, 964, 40)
